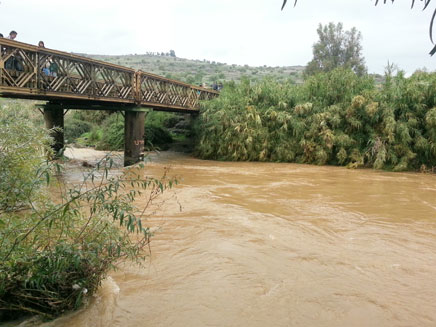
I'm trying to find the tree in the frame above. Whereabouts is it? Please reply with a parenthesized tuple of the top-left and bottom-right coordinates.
(169, 49, 176, 57)
(305, 22, 367, 76)
(281, 0, 436, 56)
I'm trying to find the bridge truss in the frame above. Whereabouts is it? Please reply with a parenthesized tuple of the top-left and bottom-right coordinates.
(0, 38, 220, 166)
(0, 38, 218, 112)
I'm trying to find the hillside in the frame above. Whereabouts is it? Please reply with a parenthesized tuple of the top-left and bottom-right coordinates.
(83, 53, 305, 86)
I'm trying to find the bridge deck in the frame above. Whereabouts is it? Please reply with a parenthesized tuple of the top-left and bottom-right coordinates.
(0, 39, 218, 112)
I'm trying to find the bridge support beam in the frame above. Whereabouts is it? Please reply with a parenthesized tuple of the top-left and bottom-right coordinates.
(124, 110, 145, 167)
(43, 106, 64, 156)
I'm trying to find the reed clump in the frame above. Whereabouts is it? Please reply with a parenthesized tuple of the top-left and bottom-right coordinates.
(195, 68, 436, 171)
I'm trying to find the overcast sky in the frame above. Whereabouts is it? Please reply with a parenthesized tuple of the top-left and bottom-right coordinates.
(1, 0, 435, 74)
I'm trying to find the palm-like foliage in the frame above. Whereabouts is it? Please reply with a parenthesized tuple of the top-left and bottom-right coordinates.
(195, 70, 436, 171)
(282, 0, 436, 56)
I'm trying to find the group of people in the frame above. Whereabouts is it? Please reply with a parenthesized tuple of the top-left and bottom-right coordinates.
(0, 30, 17, 40)
(38, 41, 58, 77)
(212, 82, 223, 91)
(197, 82, 223, 92)
(1, 30, 42, 46)
(1, 30, 58, 76)
(2, 31, 22, 71)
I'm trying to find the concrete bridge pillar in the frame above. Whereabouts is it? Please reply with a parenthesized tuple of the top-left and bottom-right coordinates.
(124, 110, 145, 166)
(43, 106, 64, 156)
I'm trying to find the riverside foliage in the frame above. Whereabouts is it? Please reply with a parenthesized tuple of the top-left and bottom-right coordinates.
(195, 68, 436, 171)
(0, 104, 176, 320)
(67, 111, 174, 151)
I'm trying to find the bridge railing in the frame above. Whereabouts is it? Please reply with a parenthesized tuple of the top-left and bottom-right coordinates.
(0, 38, 136, 103)
(0, 39, 218, 110)
(136, 71, 218, 111)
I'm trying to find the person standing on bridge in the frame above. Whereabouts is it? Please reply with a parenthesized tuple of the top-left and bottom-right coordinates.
(38, 41, 51, 76)
(7, 30, 17, 40)
(49, 59, 58, 77)
(5, 31, 23, 71)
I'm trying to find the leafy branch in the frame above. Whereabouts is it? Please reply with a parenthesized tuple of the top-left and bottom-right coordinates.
(0, 152, 177, 319)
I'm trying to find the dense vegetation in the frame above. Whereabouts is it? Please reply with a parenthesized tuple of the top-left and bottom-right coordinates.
(0, 102, 176, 321)
(195, 68, 436, 171)
(66, 110, 179, 151)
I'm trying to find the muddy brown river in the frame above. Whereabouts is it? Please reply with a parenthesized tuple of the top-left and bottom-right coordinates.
(45, 149, 436, 327)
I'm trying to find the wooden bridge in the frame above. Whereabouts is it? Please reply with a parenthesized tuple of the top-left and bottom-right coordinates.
(0, 38, 219, 165)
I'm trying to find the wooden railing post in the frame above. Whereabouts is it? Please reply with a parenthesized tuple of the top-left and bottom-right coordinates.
(134, 71, 141, 105)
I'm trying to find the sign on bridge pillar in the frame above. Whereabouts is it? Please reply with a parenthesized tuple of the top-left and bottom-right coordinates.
(43, 107, 64, 156)
(124, 111, 145, 167)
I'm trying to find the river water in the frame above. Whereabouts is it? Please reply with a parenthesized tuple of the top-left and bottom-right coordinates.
(46, 149, 436, 327)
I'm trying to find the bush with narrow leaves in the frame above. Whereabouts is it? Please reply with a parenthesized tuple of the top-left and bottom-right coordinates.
(0, 105, 177, 320)
(195, 68, 436, 171)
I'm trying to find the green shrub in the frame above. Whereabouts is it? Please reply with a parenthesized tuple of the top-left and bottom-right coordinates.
(145, 124, 173, 150)
(94, 112, 175, 151)
(64, 118, 93, 143)
(72, 110, 110, 125)
(96, 114, 124, 150)
(195, 68, 436, 171)
(0, 105, 51, 211)
(77, 129, 103, 148)
(147, 111, 177, 128)
(0, 105, 176, 320)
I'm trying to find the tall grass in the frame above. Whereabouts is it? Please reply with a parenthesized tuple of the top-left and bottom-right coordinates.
(195, 68, 436, 171)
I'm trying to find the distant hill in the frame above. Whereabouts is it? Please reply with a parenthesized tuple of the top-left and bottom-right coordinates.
(83, 53, 305, 86)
